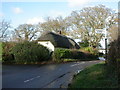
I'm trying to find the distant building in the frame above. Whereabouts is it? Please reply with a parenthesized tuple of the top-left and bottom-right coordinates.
(99, 49, 105, 54)
(37, 31, 80, 52)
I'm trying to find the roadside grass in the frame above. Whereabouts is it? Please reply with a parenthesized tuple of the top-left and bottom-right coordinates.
(63, 59, 99, 62)
(63, 59, 78, 62)
(69, 62, 118, 88)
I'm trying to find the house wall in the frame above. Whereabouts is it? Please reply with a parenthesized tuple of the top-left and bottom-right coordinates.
(38, 41, 54, 52)
(99, 49, 105, 54)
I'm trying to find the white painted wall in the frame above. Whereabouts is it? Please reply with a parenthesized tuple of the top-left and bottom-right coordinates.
(38, 41, 54, 52)
(99, 50, 105, 54)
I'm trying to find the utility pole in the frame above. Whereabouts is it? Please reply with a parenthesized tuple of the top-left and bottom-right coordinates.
(105, 38, 107, 64)
(104, 24, 107, 64)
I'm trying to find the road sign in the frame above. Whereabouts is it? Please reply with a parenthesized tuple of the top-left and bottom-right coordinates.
(95, 29, 104, 33)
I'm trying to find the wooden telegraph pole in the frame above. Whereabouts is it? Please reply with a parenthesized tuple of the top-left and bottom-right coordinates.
(105, 38, 107, 64)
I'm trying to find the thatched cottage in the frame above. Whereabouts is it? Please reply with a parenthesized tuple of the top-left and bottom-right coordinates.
(37, 31, 80, 51)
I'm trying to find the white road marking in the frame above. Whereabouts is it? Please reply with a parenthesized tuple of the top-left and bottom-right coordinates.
(70, 64, 78, 67)
(24, 76, 40, 83)
(89, 61, 93, 62)
(81, 62, 85, 64)
(70, 62, 85, 67)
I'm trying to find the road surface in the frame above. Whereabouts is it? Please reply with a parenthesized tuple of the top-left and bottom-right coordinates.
(2, 60, 101, 88)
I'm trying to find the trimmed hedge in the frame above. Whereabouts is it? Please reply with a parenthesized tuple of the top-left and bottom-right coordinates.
(52, 48, 98, 62)
(80, 47, 99, 55)
(52, 48, 71, 61)
(11, 41, 50, 64)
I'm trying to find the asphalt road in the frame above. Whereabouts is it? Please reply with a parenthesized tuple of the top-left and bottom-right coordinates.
(2, 60, 102, 88)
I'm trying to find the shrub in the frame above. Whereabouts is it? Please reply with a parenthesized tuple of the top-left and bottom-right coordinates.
(107, 36, 120, 66)
(2, 42, 16, 63)
(52, 48, 71, 62)
(52, 48, 98, 62)
(98, 52, 104, 57)
(11, 41, 50, 64)
(78, 40, 89, 48)
(70, 49, 85, 59)
(80, 47, 99, 56)
(107, 36, 120, 88)
(85, 53, 98, 60)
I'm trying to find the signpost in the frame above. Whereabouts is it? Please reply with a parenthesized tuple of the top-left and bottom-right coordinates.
(95, 28, 107, 62)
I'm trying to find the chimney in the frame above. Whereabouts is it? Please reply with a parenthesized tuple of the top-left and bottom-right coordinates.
(59, 30, 62, 35)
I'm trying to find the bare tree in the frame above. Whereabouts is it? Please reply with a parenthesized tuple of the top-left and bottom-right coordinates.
(68, 5, 117, 48)
(108, 25, 118, 42)
(13, 24, 39, 42)
(39, 16, 70, 35)
(0, 19, 11, 41)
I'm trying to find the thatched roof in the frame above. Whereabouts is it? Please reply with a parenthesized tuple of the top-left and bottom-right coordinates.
(37, 31, 80, 49)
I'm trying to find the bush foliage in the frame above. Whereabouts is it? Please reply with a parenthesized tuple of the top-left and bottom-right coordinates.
(53, 48, 98, 62)
(108, 36, 120, 66)
(78, 40, 89, 48)
(11, 41, 50, 64)
(2, 41, 51, 64)
(2, 42, 16, 63)
(107, 36, 120, 88)
(52, 48, 71, 61)
(80, 47, 99, 55)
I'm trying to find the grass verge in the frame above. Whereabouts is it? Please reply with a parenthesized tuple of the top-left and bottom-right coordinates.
(68, 62, 118, 88)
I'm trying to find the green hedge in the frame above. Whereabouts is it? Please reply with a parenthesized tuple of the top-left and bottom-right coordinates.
(108, 36, 120, 66)
(11, 41, 50, 64)
(52, 48, 71, 62)
(2, 42, 16, 63)
(80, 47, 99, 55)
(2, 41, 51, 64)
(52, 48, 98, 62)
